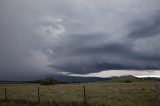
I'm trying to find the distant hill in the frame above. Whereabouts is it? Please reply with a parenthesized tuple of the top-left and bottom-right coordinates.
(0, 77, 60, 84)
(45, 75, 158, 83)
(46, 75, 112, 83)
(104, 75, 156, 83)
(0, 80, 41, 84)
(0, 75, 159, 84)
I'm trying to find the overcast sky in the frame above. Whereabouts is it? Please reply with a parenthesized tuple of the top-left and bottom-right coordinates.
(0, 0, 160, 80)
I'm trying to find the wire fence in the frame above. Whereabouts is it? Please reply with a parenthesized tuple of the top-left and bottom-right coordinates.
(0, 83, 159, 105)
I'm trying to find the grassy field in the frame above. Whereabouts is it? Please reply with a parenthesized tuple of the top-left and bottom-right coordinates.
(0, 82, 159, 106)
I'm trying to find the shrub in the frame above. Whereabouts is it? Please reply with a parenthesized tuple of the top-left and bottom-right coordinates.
(124, 80, 132, 83)
(40, 77, 58, 85)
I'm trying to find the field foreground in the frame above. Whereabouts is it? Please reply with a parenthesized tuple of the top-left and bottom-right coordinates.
(0, 82, 159, 106)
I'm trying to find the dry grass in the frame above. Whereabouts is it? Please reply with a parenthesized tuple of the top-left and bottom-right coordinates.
(0, 82, 159, 106)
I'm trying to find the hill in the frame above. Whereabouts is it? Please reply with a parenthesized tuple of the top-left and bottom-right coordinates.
(46, 75, 112, 83)
(104, 75, 156, 83)
(0, 75, 158, 84)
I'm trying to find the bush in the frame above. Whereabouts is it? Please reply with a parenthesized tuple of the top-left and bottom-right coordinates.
(124, 80, 132, 83)
(40, 77, 58, 85)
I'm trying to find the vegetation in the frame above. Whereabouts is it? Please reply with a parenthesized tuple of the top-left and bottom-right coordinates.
(40, 77, 59, 85)
(104, 76, 155, 83)
(0, 81, 159, 106)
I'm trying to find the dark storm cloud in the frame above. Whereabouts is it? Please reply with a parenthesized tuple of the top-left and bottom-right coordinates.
(49, 63, 137, 74)
(0, 0, 160, 80)
(128, 10, 160, 39)
(48, 32, 160, 74)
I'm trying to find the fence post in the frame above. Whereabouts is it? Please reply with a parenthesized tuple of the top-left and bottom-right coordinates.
(83, 85, 86, 104)
(4, 88, 7, 101)
(37, 86, 40, 103)
(156, 82, 160, 100)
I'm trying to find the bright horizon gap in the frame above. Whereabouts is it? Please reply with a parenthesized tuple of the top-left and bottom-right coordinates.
(65, 70, 160, 78)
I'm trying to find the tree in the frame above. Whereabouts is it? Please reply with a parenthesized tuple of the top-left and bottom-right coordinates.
(40, 77, 58, 85)
(124, 80, 132, 83)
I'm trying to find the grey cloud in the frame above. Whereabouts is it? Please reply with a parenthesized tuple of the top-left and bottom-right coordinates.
(128, 9, 160, 39)
(0, 0, 160, 80)
(48, 32, 160, 74)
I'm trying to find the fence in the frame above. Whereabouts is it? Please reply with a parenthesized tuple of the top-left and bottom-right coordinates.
(0, 83, 159, 105)
(0, 85, 87, 104)
(155, 82, 160, 100)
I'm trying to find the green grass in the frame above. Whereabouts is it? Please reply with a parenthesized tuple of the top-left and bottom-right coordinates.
(0, 82, 159, 106)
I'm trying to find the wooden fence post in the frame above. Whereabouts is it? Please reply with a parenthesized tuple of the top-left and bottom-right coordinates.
(156, 82, 160, 100)
(83, 85, 86, 104)
(4, 88, 7, 101)
(37, 87, 40, 103)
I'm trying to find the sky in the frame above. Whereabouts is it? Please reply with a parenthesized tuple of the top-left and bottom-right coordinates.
(0, 0, 160, 80)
